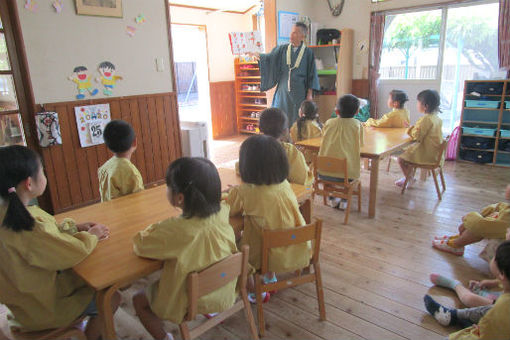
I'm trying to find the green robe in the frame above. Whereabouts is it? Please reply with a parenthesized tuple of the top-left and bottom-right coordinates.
(259, 43, 320, 127)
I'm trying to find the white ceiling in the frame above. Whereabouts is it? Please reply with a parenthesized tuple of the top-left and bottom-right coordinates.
(169, 0, 260, 13)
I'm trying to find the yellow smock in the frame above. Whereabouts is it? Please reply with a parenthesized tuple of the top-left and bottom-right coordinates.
(281, 142, 314, 186)
(133, 203, 238, 324)
(0, 205, 97, 331)
(290, 120, 322, 142)
(463, 202, 510, 239)
(98, 156, 144, 202)
(318, 117, 364, 180)
(449, 293, 510, 340)
(364, 108, 410, 128)
(400, 113, 443, 165)
(225, 181, 310, 272)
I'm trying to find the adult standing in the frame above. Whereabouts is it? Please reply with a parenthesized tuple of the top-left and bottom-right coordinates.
(257, 22, 320, 128)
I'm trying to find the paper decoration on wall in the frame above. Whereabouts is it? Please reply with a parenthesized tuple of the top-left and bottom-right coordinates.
(74, 104, 111, 148)
(135, 14, 146, 24)
(35, 112, 62, 147)
(126, 26, 136, 37)
(53, 0, 63, 13)
(68, 66, 98, 100)
(228, 31, 263, 55)
(24, 0, 38, 12)
(96, 61, 123, 96)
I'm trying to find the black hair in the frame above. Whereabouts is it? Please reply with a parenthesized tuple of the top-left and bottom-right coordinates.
(103, 120, 136, 153)
(166, 157, 221, 219)
(495, 240, 510, 280)
(0, 146, 41, 232)
(73, 66, 87, 73)
(294, 22, 308, 36)
(417, 89, 441, 113)
(239, 135, 289, 185)
(297, 100, 322, 141)
(336, 94, 360, 118)
(259, 108, 288, 138)
(389, 89, 409, 109)
(99, 61, 115, 70)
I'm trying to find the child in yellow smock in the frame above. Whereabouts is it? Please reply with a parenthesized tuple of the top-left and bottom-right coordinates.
(318, 94, 364, 209)
(0, 146, 115, 340)
(226, 135, 309, 302)
(290, 100, 323, 163)
(396, 89, 443, 187)
(432, 202, 510, 256)
(364, 89, 410, 128)
(259, 107, 314, 186)
(98, 119, 144, 201)
(132, 157, 237, 340)
(424, 240, 510, 340)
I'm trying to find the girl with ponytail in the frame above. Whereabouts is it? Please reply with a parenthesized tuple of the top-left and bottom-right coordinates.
(290, 99, 322, 142)
(133, 157, 237, 340)
(0, 145, 116, 339)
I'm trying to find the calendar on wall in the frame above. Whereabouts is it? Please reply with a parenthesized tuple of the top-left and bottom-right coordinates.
(74, 104, 111, 148)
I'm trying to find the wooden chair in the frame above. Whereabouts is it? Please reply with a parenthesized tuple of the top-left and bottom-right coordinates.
(10, 317, 87, 340)
(312, 156, 361, 224)
(255, 220, 326, 336)
(179, 245, 258, 340)
(401, 138, 449, 200)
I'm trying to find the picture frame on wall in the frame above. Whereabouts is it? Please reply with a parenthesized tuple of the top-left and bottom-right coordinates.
(75, 0, 123, 18)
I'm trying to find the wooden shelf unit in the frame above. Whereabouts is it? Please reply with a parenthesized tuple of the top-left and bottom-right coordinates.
(457, 79, 510, 167)
(234, 58, 267, 134)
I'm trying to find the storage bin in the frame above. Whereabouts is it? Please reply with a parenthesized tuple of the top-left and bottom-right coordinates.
(466, 82, 503, 95)
(501, 130, 510, 138)
(505, 101, 510, 109)
(459, 149, 493, 163)
(462, 127, 496, 136)
(464, 100, 500, 109)
(499, 140, 510, 152)
(461, 136, 495, 150)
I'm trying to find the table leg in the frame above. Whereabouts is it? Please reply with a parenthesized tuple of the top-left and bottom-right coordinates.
(368, 158, 379, 218)
(96, 283, 120, 340)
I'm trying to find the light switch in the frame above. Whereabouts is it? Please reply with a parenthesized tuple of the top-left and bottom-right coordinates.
(156, 57, 165, 72)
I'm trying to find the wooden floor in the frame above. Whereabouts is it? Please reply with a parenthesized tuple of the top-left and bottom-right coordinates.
(1, 141, 509, 339)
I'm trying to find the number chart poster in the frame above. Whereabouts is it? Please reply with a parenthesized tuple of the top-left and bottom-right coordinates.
(74, 104, 111, 148)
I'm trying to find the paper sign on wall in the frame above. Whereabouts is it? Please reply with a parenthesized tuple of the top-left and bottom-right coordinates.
(74, 104, 111, 148)
(228, 31, 264, 55)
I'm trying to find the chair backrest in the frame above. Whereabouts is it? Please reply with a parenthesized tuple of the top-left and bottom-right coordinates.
(313, 156, 349, 185)
(260, 219, 323, 274)
(434, 136, 450, 166)
(185, 245, 249, 321)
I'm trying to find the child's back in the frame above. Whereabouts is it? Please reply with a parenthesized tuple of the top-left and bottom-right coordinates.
(280, 141, 314, 186)
(133, 202, 237, 323)
(99, 120, 143, 201)
(0, 205, 97, 331)
(98, 156, 143, 201)
(364, 107, 410, 128)
(400, 112, 443, 165)
(290, 119, 322, 141)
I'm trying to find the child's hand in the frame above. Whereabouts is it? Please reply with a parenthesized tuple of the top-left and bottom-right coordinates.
(89, 224, 110, 241)
(468, 280, 481, 291)
(222, 184, 237, 193)
(458, 223, 465, 233)
(479, 279, 498, 289)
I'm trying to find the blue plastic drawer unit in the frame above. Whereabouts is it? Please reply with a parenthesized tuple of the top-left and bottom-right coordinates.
(465, 100, 500, 109)
(462, 127, 496, 137)
(505, 101, 510, 109)
(501, 130, 510, 138)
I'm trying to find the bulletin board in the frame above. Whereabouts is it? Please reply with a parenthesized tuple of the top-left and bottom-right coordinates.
(277, 11, 299, 45)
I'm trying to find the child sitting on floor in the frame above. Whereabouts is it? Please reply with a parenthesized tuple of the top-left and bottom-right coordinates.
(318, 94, 364, 209)
(226, 135, 310, 303)
(98, 119, 144, 201)
(0, 146, 116, 340)
(364, 89, 410, 128)
(132, 157, 237, 340)
(432, 202, 510, 256)
(396, 90, 443, 187)
(259, 108, 314, 186)
(424, 240, 510, 339)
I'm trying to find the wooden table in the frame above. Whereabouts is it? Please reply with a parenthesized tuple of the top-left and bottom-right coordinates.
(295, 127, 413, 218)
(57, 168, 311, 339)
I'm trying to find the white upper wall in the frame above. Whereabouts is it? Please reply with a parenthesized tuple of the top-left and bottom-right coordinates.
(17, 0, 173, 104)
(169, 6, 252, 82)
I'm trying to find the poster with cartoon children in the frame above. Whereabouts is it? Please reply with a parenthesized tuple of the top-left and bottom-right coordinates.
(68, 66, 99, 100)
(96, 61, 123, 96)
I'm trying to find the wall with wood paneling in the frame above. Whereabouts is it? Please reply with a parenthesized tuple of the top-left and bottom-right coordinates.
(210, 81, 237, 138)
(352, 79, 369, 99)
(39, 92, 181, 213)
